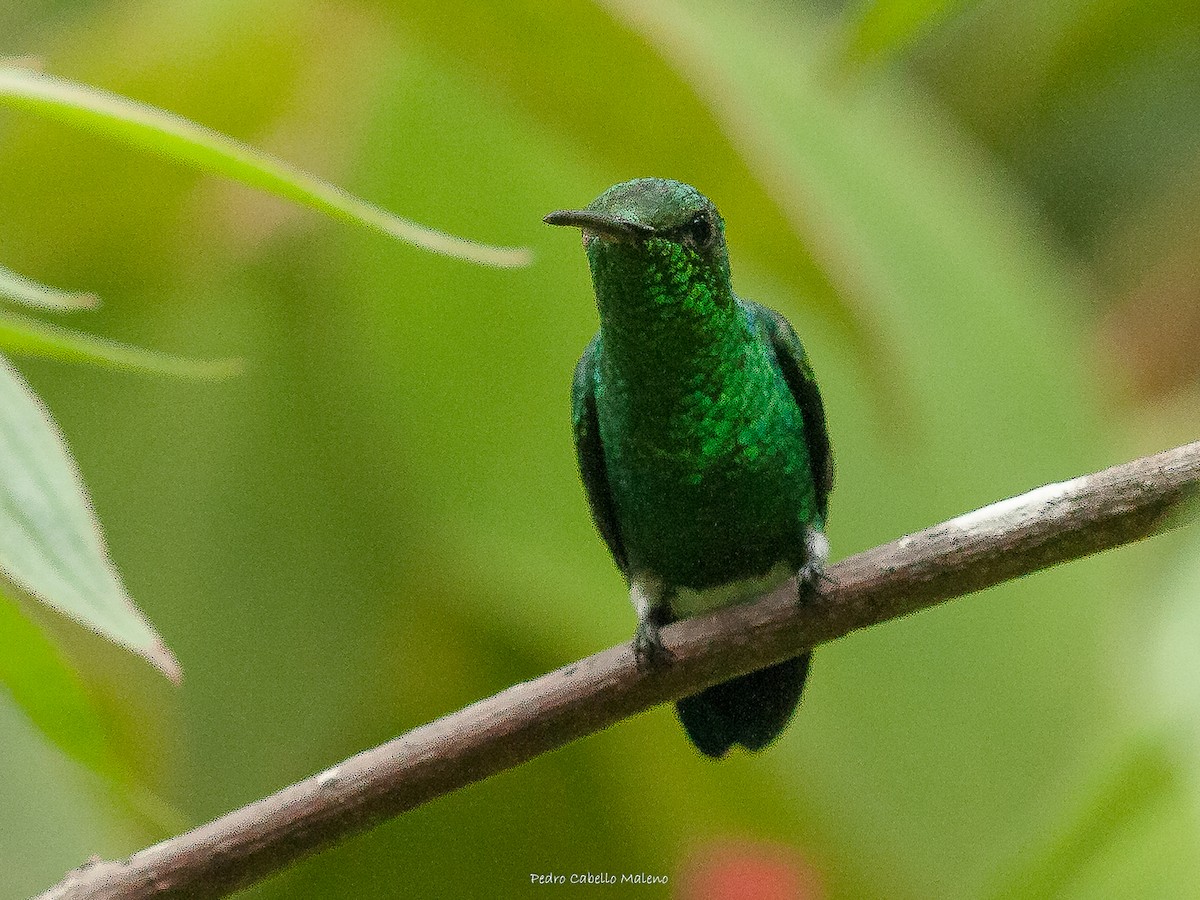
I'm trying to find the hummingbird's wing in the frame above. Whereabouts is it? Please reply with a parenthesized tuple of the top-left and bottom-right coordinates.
(750, 301, 834, 522)
(572, 336, 629, 575)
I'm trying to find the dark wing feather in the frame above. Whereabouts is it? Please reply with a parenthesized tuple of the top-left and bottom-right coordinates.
(750, 301, 833, 521)
(572, 336, 628, 575)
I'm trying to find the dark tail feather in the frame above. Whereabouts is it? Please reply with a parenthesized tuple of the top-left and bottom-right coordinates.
(675, 654, 811, 758)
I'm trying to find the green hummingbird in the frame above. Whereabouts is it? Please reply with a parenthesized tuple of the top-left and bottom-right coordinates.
(546, 178, 833, 758)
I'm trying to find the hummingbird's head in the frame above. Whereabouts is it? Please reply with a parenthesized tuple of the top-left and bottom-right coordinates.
(545, 178, 732, 314)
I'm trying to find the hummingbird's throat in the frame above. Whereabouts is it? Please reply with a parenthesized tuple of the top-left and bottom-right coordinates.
(590, 237, 731, 315)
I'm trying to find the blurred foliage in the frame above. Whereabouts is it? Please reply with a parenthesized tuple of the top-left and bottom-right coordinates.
(0, 59, 525, 700)
(2, 0, 1200, 898)
(841, 0, 975, 67)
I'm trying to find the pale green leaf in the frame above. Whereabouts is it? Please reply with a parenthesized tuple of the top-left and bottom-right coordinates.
(0, 307, 242, 379)
(0, 353, 179, 680)
(0, 262, 99, 311)
(0, 65, 531, 268)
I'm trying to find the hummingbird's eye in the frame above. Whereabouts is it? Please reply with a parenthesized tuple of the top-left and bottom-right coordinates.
(685, 213, 715, 249)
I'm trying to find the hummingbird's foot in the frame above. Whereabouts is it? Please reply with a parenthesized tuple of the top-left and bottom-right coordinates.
(633, 620, 674, 672)
(797, 564, 837, 603)
(629, 576, 675, 671)
(796, 526, 831, 605)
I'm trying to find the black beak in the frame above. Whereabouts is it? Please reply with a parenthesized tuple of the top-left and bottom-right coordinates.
(543, 209, 655, 240)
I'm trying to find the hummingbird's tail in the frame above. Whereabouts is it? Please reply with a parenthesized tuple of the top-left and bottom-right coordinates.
(675, 654, 810, 758)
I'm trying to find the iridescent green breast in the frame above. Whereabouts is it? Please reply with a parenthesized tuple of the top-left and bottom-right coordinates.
(593, 299, 817, 591)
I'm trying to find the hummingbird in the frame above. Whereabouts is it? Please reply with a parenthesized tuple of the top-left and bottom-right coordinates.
(546, 178, 833, 758)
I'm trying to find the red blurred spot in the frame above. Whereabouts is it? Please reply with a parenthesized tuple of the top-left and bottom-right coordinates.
(678, 840, 824, 900)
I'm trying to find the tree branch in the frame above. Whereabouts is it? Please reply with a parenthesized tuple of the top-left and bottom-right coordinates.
(38, 441, 1200, 899)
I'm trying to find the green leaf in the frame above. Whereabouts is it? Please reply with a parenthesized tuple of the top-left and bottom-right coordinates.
(0, 590, 191, 836)
(0, 306, 241, 379)
(0, 589, 127, 785)
(0, 263, 99, 311)
(0, 353, 179, 680)
(0, 65, 531, 268)
(843, 0, 976, 67)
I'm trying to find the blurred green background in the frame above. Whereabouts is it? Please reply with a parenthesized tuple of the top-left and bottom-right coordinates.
(4, 0, 1200, 897)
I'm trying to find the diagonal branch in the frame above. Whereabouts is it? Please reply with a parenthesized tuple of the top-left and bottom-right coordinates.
(38, 441, 1200, 900)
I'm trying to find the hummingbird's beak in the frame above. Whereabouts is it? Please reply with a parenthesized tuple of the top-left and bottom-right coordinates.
(543, 209, 655, 241)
